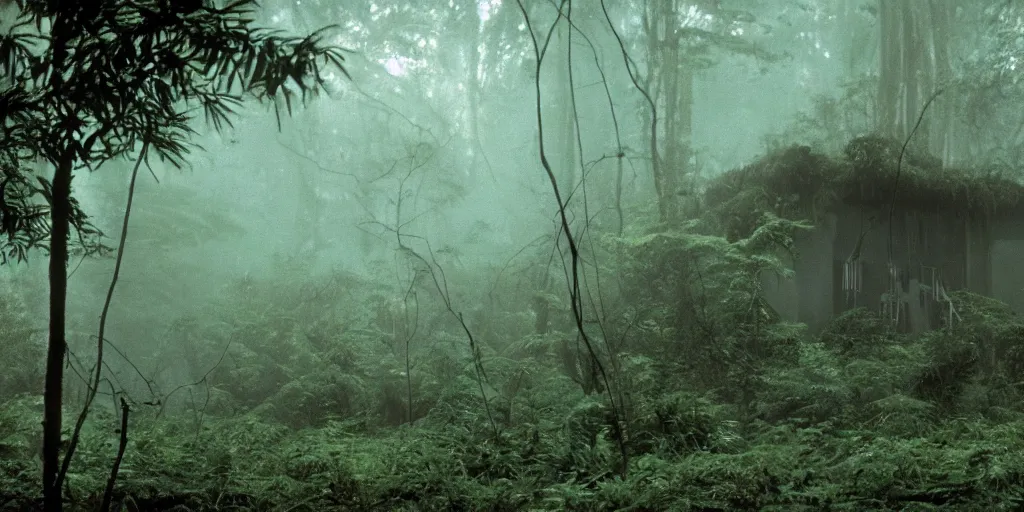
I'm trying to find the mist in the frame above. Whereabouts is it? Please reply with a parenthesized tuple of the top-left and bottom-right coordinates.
(4, 1, 1024, 509)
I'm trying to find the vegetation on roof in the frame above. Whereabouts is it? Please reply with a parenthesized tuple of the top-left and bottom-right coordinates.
(702, 136, 1024, 239)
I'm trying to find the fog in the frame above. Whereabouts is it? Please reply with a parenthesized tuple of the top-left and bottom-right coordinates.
(5, 2, 1024, 507)
(0, 1, 994, 406)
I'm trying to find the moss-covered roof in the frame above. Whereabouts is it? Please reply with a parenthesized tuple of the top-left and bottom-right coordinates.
(703, 136, 1024, 239)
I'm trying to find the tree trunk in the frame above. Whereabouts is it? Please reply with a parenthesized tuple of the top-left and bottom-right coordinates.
(43, 153, 73, 512)
(552, 22, 576, 195)
(42, 9, 73, 509)
(466, 9, 487, 184)
(877, 0, 952, 162)
(641, 0, 706, 225)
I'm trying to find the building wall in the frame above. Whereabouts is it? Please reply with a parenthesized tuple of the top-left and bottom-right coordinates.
(990, 204, 1024, 314)
(760, 214, 836, 331)
(764, 203, 1000, 332)
(795, 214, 837, 332)
(761, 255, 799, 322)
(965, 216, 992, 296)
(991, 240, 1024, 314)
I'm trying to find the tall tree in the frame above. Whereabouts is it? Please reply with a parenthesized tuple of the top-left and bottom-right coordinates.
(0, 1, 346, 509)
(549, 20, 578, 195)
(628, 0, 771, 224)
(876, 0, 953, 162)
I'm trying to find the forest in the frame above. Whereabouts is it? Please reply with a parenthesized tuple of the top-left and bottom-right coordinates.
(2, 0, 1024, 510)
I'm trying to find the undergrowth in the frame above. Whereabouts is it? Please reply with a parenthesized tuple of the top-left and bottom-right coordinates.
(3, 145, 1024, 510)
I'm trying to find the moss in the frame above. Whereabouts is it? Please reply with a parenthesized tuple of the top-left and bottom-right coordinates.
(703, 136, 1024, 239)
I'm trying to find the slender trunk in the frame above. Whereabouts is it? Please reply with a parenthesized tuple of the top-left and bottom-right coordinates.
(555, 24, 576, 194)
(643, 0, 703, 224)
(466, 14, 488, 184)
(640, 7, 664, 223)
(614, 156, 623, 235)
(43, 154, 73, 512)
(405, 340, 412, 424)
(42, 9, 73, 508)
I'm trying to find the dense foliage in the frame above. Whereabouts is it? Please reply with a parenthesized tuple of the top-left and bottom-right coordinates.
(3, 202, 1024, 510)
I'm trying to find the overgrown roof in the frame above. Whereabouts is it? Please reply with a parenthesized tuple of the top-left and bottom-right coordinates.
(703, 136, 1024, 239)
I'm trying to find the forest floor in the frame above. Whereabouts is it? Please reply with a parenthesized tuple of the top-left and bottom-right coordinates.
(2, 389, 1023, 511)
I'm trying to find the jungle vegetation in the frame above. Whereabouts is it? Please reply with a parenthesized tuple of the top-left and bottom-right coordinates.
(2, 0, 1024, 510)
